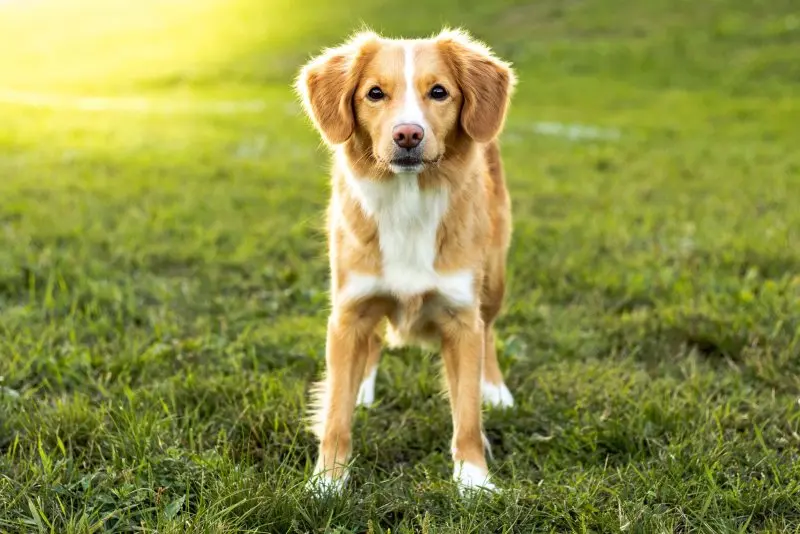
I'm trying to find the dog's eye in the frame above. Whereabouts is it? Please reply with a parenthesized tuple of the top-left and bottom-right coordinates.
(367, 87, 385, 101)
(429, 85, 448, 101)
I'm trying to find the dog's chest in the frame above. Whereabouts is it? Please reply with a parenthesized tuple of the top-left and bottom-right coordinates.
(341, 175, 473, 306)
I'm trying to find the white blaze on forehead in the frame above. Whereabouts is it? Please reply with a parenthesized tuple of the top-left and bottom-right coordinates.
(397, 42, 427, 127)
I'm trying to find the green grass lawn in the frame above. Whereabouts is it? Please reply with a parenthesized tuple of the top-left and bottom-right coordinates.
(1, 0, 800, 531)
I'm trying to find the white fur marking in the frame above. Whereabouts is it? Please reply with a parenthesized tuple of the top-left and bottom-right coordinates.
(436, 270, 475, 307)
(397, 42, 426, 127)
(356, 367, 377, 407)
(306, 470, 347, 497)
(482, 381, 515, 408)
(453, 461, 496, 493)
(307, 455, 349, 496)
(339, 272, 382, 303)
(339, 172, 474, 305)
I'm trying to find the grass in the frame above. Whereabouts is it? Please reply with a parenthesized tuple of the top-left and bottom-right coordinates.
(1, 0, 800, 531)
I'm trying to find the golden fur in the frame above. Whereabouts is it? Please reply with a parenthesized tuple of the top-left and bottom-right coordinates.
(296, 28, 516, 492)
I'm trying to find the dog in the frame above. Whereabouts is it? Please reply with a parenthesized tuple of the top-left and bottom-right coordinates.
(295, 28, 516, 494)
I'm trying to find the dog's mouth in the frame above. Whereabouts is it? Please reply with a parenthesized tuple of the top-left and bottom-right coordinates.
(390, 156, 423, 168)
(385, 155, 441, 174)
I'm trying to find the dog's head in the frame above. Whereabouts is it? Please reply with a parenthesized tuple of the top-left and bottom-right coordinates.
(296, 29, 515, 175)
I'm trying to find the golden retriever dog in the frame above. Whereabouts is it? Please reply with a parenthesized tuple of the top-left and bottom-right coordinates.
(295, 28, 516, 494)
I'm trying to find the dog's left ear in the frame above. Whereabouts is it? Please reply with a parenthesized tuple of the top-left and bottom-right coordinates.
(437, 30, 516, 143)
(295, 31, 379, 145)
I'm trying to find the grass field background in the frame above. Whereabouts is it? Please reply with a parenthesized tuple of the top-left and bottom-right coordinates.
(1, 0, 799, 531)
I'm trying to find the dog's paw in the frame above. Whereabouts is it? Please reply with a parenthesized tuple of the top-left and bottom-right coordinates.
(355, 368, 377, 407)
(481, 381, 514, 409)
(453, 462, 497, 496)
(306, 466, 348, 497)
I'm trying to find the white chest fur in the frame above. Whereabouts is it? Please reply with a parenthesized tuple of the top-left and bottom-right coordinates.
(340, 173, 473, 307)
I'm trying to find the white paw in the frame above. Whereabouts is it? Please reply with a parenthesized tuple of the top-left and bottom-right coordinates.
(306, 467, 348, 497)
(355, 368, 377, 407)
(453, 461, 497, 495)
(481, 381, 514, 408)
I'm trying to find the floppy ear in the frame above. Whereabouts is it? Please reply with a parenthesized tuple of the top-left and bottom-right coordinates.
(437, 29, 516, 143)
(295, 32, 379, 145)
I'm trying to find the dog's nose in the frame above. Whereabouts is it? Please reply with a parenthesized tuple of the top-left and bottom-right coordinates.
(392, 123, 424, 149)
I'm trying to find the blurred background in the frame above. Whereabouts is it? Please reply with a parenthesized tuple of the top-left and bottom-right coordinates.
(1, 0, 799, 531)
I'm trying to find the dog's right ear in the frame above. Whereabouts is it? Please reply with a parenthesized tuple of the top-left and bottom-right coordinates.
(436, 29, 516, 143)
(295, 32, 379, 145)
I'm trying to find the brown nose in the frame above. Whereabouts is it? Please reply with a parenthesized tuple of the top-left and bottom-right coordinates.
(392, 123, 424, 149)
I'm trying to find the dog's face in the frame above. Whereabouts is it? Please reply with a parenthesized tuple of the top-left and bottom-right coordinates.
(296, 30, 515, 175)
(353, 42, 461, 174)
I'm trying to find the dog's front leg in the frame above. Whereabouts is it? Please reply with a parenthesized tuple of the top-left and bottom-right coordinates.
(309, 302, 382, 493)
(440, 309, 495, 493)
